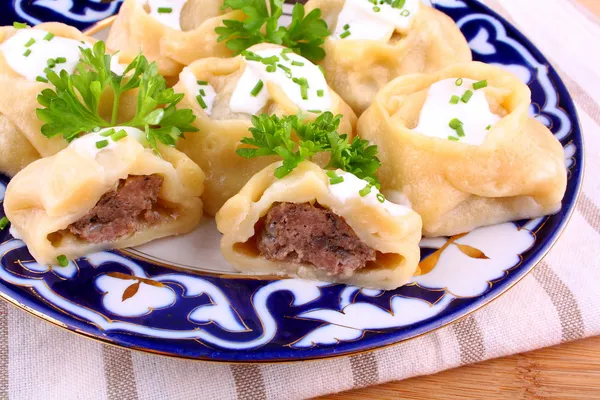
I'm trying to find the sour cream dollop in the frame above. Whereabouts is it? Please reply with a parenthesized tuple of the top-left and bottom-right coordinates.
(328, 170, 410, 217)
(69, 127, 146, 159)
(334, 0, 420, 41)
(229, 48, 332, 115)
(0, 29, 85, 82)
(413, 78, 501, 146)
(181, 67, 217, 116)
(138, 0, 189, 30)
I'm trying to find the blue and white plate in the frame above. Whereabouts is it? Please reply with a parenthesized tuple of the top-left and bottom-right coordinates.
(0, 0, 583, 362)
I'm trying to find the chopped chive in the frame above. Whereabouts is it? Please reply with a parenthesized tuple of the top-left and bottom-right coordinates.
(260, 55, 279, 65)
(43, 32, 55, 41)
(250, 80, 264, 97)
(473, 80, 488, 90)
(450, 95, 460, 104)
(455, 78, 463, 86)
(24, 38, 36, 47)
(373, 6, 381, 11)
(100, 128, 115, 137)
(265, 65, 276, 73)
(23, 49, 31, 57)
(308, 110, 321, 114)
(13, 22, 28, 29)
(343, 24, 350, 30)
(47, 59, 56, 68)
(448, 136, 460, 141)
(55, 57, 66, 64)
(300, 85, 308, 100)
(199, 88, 206, 96)
(111, 130, 128, 142)
(359, 185, 372, 197)
(56, 255, 69, 267)
(196, 80, 208, 85)
(448, 118, 463, 129)
(291, 61, 304, 67)
(96, 140, 109, 149)
(0, 217, 8, 230)
(486, 124, 492, 130)
(400, 9, 411, 17)
(317, 89, 325, 97)
(326, 171, 344, 185)
(241, 50, 261, 61)
(157, 7, 172, 13)
(376, 193, 385, 203)
(340, 31, 351, 39)
(35, 76, 48, 83)
(92, 127, 100, 132)
(277, 63, 291, 74)
(455, 125, 465, 137)
(196, 95, 207, 109)
(461, 89, 474, 103)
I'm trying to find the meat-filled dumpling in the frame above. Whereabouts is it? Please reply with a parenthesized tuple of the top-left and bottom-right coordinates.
(173, 43, 357, 215)
(0, 23, 132, 177)
(106, 0, 244, 79)
(4, 127, 205, 266)
(358, 62, 568, 237)
(216, 161, 422, 290)
(305, 0, 472, 115)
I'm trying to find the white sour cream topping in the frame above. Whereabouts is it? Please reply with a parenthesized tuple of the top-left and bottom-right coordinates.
(181, 67, 216, 116)
(69, 127, 146, 159)
(138, 0, 189, 30)
(334, 0, 420, 41)
(110, 55, 129, 76)
(413, 78, 501, 146)
(0, 29, 86, 82)
(229, 48, 332, 115)
(328, 170, 410, 217)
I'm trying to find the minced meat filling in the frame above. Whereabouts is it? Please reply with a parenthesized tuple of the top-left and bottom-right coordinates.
(68, 175, 164, 243)
(256, 202, 376, 275)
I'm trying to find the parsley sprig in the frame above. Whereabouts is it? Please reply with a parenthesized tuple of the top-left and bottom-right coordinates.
(216, 0, 330, 63)
(36, 41, 197, 154)
(237, 112, 382, 187)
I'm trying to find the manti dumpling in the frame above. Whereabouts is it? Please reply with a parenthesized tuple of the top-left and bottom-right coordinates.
(358, 62, 568, 237)
(4, 127, 205, 266)
(0, 23, 133, 177)
(305, 0, 472, 115)
(106, 0, 243, 79)
(173, 43, 357, 215)
(216, 161, 422, 290)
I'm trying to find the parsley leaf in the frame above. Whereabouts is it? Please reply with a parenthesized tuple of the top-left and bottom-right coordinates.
(216, 0, 330, 63)
(237, 112, 381, 186)
(36, 41, 198, 154)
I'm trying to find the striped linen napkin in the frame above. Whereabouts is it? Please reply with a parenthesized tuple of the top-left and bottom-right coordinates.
(2, 0, 599, 399)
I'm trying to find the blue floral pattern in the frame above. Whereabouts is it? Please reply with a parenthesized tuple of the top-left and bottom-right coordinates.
(0, 0, 583, 362)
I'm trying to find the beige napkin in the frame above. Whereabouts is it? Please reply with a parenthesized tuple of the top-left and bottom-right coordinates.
(2, 0, 600, 399)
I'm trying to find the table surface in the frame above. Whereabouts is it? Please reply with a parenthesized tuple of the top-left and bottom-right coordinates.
(321, 1, 600, 399)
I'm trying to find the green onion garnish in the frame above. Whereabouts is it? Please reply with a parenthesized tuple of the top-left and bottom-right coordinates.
(100, 128, 115, 137)
(455, 125, 465, 137)
(13, 22, 27, 29)
(450, 95, 460, 104)
(96, 140, 109, 149)
(317, 89, 325, 97)
(455, 78, 463, 86)
(376, 193, 385, 203)
(473, 80, 488, 90)
(308, 110, 322, 114)
(157, 7, 172, 13)
(43, 32, 54, 41)
(0, 217, 8, 230)
(373, 6, 381, 11)
(277, 64, 291, 74)
(401, 10, 411, 17)
(260, 55, 279, 65)
(56, 255, 69, 267)
(291, 61, 304, 67)
(461, 90, 473, 103)
(196, 80, 208, 85)
(340, 31, 351, 39)
(359, 185, 372, 197)
(448, 136, 459, 141)
(36, 76, 48, 83)
(486, 125, 492, 130)
(449, 118, 463, 129)
(111, 130, 128, 142)
(92, 127, 100, 132)
(55, 57, 66, 64)
(265, 65, 276, 73)
(326, 171, 344, 185)
(23, 49, 31, 57)
(24, 38, 36, 47)
(250, 80, 264, 97)
(280, 49, 291, 61)
(196, 95, 207, 109)
(343, 24, 350, 30)
(47, 59, 56, 68)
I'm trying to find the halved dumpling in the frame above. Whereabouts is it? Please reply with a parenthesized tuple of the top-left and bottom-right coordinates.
(173, 43, 357, 215)
(216, 161, 422, 290)
(4, 127, 205, 265)
(358, 62, 568, 237)
(106, 0, 244, 79)
(305, 0, 472, 115)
